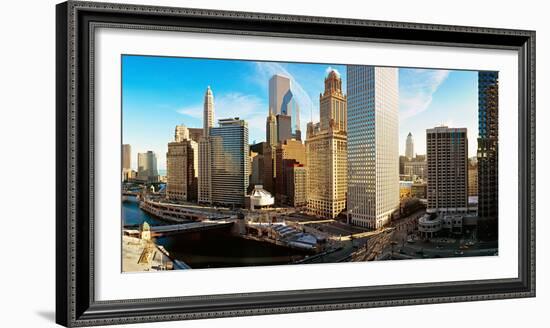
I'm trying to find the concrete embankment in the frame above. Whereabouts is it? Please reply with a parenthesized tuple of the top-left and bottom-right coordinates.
(123, 235, 190, 272)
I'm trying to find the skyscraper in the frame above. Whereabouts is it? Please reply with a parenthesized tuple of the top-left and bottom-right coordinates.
(276, 114, 292, 143)
(347, 66, 399, 229)
(167, 125, 198, 201)
(426, 126, 468, 213)
(266, 113, 277, 147)
(405, 132, 414, 160)
(286, 164, 308, 207)
(275, 139, 307, 204)
(249, 149, 261, 188)
(198, 86, 214, 204)
(477, 71, 499, 220)
(262, 142, 275, 194)
(122, 144, 131, 171)
(269, 74, 301, 140)
(306, 70, 347, 219)
(203, 86, 215, 137)
(122, 144, 131, 181)
(166, 142, 195, 201)
(198, 138, 212, 203)
(319, 70, 347, 132)
(137, 151, 158, 183)
(210, 118, 249, 207)
(269, 75, 290, 115)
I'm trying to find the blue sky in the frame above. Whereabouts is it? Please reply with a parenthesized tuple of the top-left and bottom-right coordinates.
(122, 55, 478, 170)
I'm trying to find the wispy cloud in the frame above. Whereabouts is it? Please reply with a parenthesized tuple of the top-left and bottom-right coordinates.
(399, 69, 450, 120)
(176, 105, 203, 119)
(177, 92, 267, 143)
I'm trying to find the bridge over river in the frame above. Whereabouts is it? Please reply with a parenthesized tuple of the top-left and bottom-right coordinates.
(124, 220, 234, 237)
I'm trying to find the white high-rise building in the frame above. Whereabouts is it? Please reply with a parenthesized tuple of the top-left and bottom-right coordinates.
(405, 132, 414, 160)
(198, 86, 215, 203)
(347, 66, 399, 229)
(203, 86, 215, 137)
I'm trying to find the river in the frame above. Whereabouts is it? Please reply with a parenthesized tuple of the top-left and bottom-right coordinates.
(122, 196, 306, 269)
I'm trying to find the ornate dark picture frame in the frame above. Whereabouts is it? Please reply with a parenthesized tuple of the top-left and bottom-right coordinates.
(56, 1, 535, 326)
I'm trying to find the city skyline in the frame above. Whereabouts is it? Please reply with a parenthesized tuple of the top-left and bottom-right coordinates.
(123, 55, 479, 170)
(121, 57, 499, 272)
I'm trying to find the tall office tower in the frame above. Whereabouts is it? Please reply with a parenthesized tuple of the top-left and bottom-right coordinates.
(247, 151, 261, 192)
(198, 86, 215, 204)
(264, 113, 278, 194)
(275, 139, 307, 204)
(137, 151, 159, 183)
(122, 144, 131, 171)
(276, 114, 292, 143)
(122, 144, 131, 181)
(405, 132, 414, 160)
(468, 157, 478, 197)
(210, 118, 249, 207)
(167, 125, 198, 201)
(249, 142, 267, 188)
(426, 126, 469, 213)
(285, 164, 308, 207)
(250, 151, 261, 187)
(269, 74, 301, 140)
(306, 70, 347, 219)
(269, 75, 290, 115)
(347, 66, 399, 229)
(166, 142, 193, 201)
(319, 70, 347, 132)
(477, 71, 499, 220)
(266, 113, 278, 147)
(198, 138, 212, 203)
(262, 143, 275, 193)
(188, 141, 199, 200)
(203, 86, 215, 137)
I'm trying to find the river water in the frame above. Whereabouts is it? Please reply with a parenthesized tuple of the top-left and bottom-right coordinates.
(122, 197, 306, 269)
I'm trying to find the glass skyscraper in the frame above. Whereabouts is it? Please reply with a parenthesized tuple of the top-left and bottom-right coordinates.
(210, 118, 250, 207)
(269, 74, 301, 141)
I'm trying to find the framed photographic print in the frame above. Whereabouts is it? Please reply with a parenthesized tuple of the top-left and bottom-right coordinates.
(56, 0, 536, 326)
